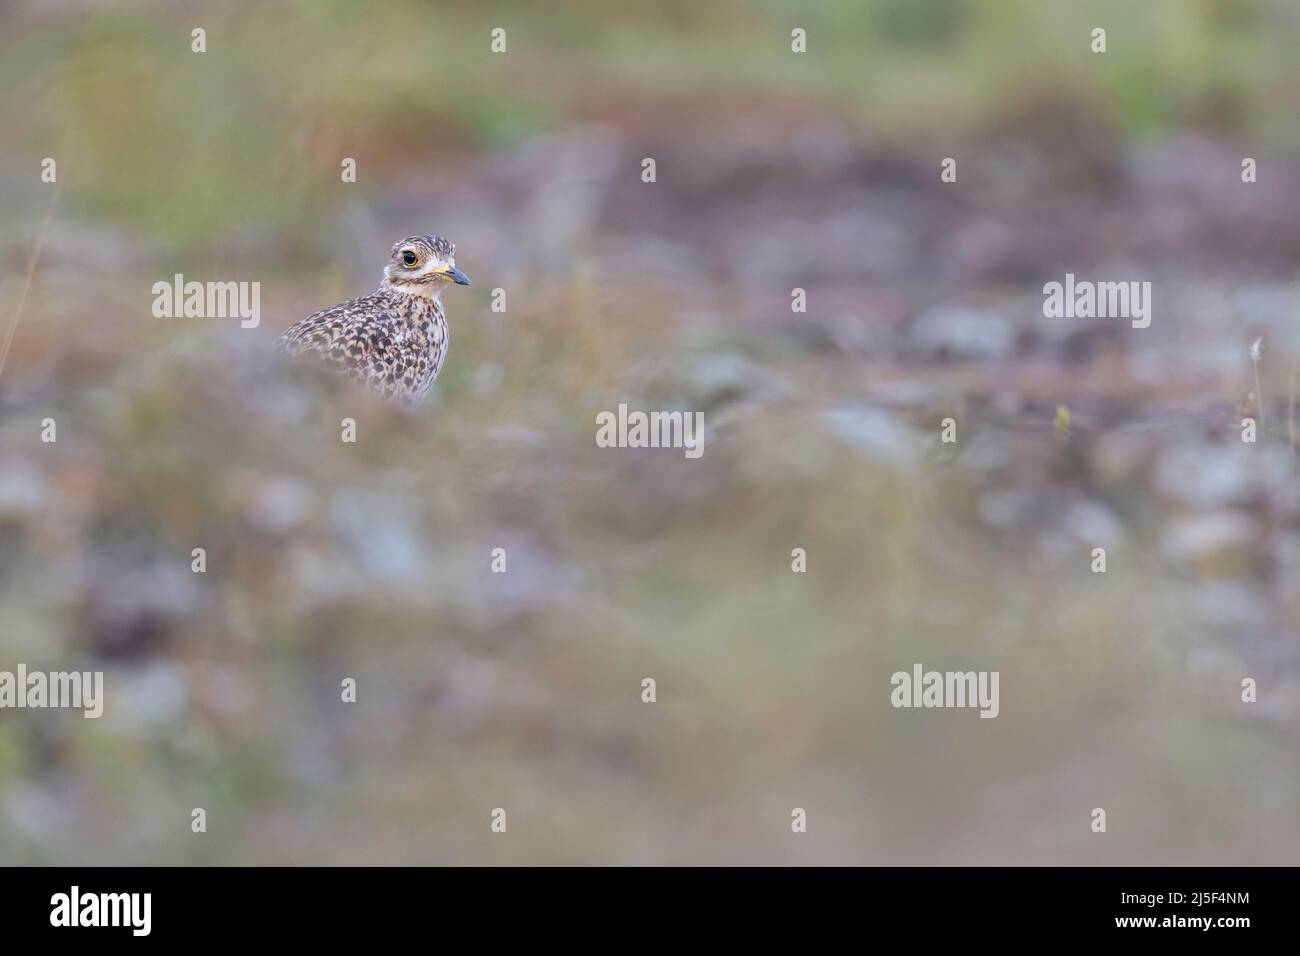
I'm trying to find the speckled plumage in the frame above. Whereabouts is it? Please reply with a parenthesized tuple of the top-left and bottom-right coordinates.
(277, 235, 470, 405)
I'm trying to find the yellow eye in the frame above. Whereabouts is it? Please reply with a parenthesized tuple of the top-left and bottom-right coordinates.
(401, 250, 418, 266)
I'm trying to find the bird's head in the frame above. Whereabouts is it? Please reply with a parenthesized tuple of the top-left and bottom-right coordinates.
(382, 235, 470, 297)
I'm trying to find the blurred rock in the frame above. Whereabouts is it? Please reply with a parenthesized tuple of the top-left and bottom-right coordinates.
(111, 662, 189, 727)
(818, 404, 919, 469)
(1162, 511, 1259, 573)
(1062, 499, 1127, 548)
(1091, 428, 1159, 485)
(1153, 440, 1291, 509)
(682, 352, 791, 408)
(908, 306, 1015, 361)
(979, 488, 1045, 531)
(80, 560, 201, 659)
(329, 491, 434, 593)
(1185, 581, 1270, 631)
(244, 476, 314, 536)
(468, 532, 584, 620)
(0, 464, 46, 518)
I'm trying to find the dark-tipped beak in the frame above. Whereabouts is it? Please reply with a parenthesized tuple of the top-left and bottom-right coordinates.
(445, 267, 471, 286)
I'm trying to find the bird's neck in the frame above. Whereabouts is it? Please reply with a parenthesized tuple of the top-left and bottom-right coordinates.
(379, 277, 444, 302)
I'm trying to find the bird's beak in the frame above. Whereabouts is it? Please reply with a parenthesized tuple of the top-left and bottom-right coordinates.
(441, 266, 471, 286)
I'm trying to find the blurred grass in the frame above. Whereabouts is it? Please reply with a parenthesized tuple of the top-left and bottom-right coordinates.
(2, 277, 1293, 862)
(3, 0, 1299, 258)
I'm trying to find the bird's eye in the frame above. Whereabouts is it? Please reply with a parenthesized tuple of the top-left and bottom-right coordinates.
(401, 250, 418, 266)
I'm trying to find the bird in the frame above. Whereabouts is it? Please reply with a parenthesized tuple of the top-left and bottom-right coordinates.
(277, 235, 470, 405)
